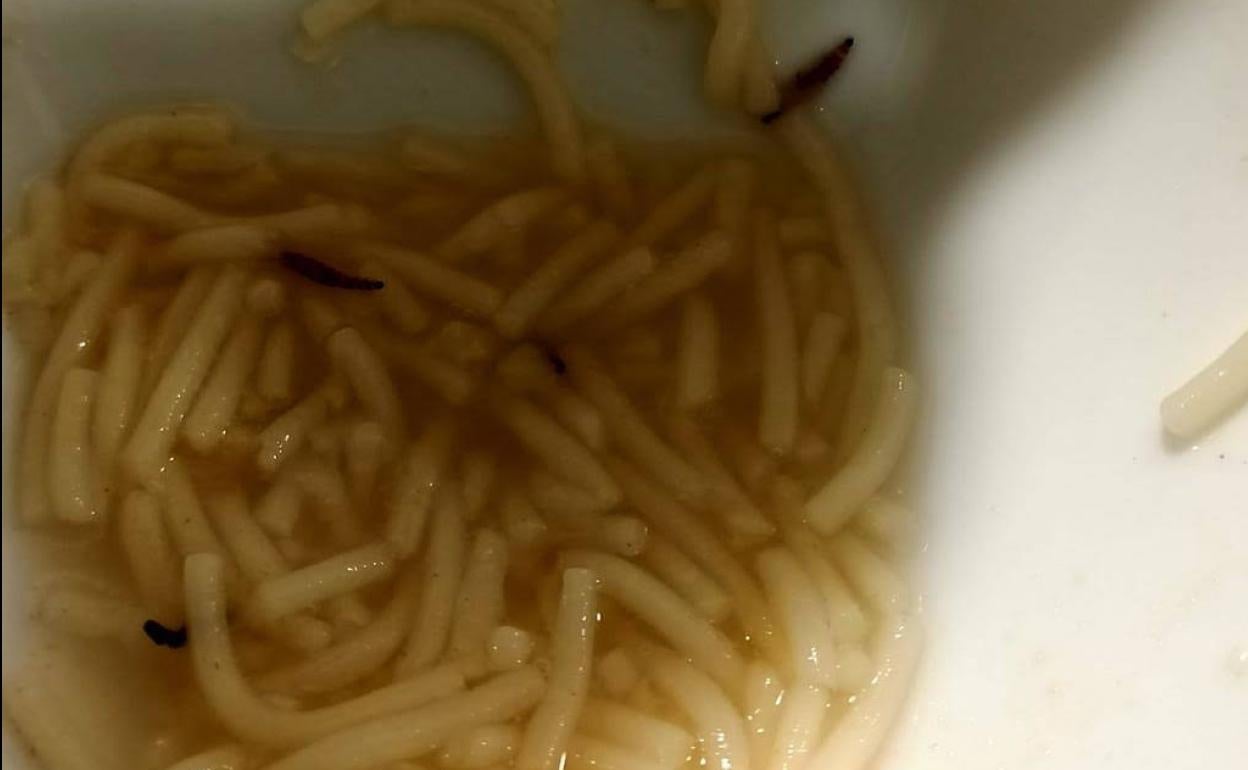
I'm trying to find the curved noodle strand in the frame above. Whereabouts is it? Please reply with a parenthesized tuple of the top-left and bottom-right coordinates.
(385, 0, 585, 183)
(185, 553, 465, 748)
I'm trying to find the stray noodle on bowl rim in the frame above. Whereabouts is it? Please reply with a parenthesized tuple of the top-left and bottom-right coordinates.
(0, 2, 950, 770)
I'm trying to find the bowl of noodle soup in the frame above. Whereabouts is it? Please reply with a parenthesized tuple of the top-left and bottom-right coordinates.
(5, 2, 1248, 770)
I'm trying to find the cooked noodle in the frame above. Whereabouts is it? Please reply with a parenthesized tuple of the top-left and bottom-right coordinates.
(1, 4, 923, 770)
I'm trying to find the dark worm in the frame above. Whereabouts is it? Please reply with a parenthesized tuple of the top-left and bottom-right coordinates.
(280, 250, 385, 291)
(142, 619, 188, 649)
(761, 37, 855, 125)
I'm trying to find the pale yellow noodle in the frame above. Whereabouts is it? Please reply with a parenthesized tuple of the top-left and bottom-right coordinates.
(183, 313, 266, 453)
(297, 291, 345, 342)
(805, 367, 917, 535)
(69, 110, 233, 183)
(256, 319, 297, 403)
(776, 515, 869, 644)
(563, 348, 705, 501)
(776, 115, 897, 461)
(386, 0, 585, 183)
(638, 644, 752, 770)
(537, 247, 655, 333)
(345, 419, 391, 508)
(704, 0, 751, 106)
(624, 164, 718, 249)
(828, 531, 908, 617)
(327, 326, 405, 443)
(123, 268, 249, 487)
(753, 211, 800, 455)
(253, 469, 306, 538)
(386, 416, 456, 556)
(500, 489, 549, 548)
(675, 293, 719, 410)
(440, 723, 522, 768)
(850, 496, 911, 551)
(257, 567, 422, 695)
(766, 684, 829, 770)
(257, 667, 546, 770)
(185, 553, 466, 748)
(274, 614, 336, 656)
(594, 648, 641, 698)
(585, 135, 635, 219)
(160, 461, 239, 585)
(713, 159, 755, 264)
(666, 415, 774, 543)
(487, 625, 537, 673)
(49, 368, 102, 522)
(93, 304, 146, 472)
(168, 144, 265, 175)
(350, 240, 503, 317)
(361, 324, 477, 405)
(605, 456, 777, 660)
(583, 515, 649, 557)
(638, 535, 731, 623)
(544, 388, 605, 451)
(492, 393, 621, 507)
(255, 378, 349, 474)
(206, 488, 289, 583)
(448, 529, 510, 662)
(435, 187, 569, 264)
(565, 736, 667, 770)
(54, 250, 103, 303)
(118, 489, 185, 626)
(160, 224, 278, 267)
(364, 260, 432, 335)
(560, 550, 743, 690)
(1161, 329, 1248, 438)
(81, 174, 225, 232)
(398, 485, 468, 675)
(593, 230, 731, 333)
(515, 567, 598, 770)
(527, 468, 613, 521)
(461, 449, 499, 521)
(19, 230, 139, 524)
(720, 423, 778, 496)
(786, 251, 826, 328)
(801, 311, 847, 408)
(162, 744, 249, 770)
(833, 644, 876, 693)
(743, 661, 784, 770)
(741, 36, 780, 115)
(326, 593, 374, 633)
(245, 541, 397, 624)
(576, 697, 695, 769)
(805, 617, 922, 770)
(143, 267, 215, 396)
(494, 220, 620, 338)
(497, 344, 559, 393)
(248, 203, 373, 240)
(755, 547, 838, 689)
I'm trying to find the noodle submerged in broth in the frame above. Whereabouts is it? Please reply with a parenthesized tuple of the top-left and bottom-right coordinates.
(1, 3, 922, 770)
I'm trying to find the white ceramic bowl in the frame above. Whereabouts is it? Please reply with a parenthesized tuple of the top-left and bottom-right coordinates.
(4, 1, 1248, 768)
